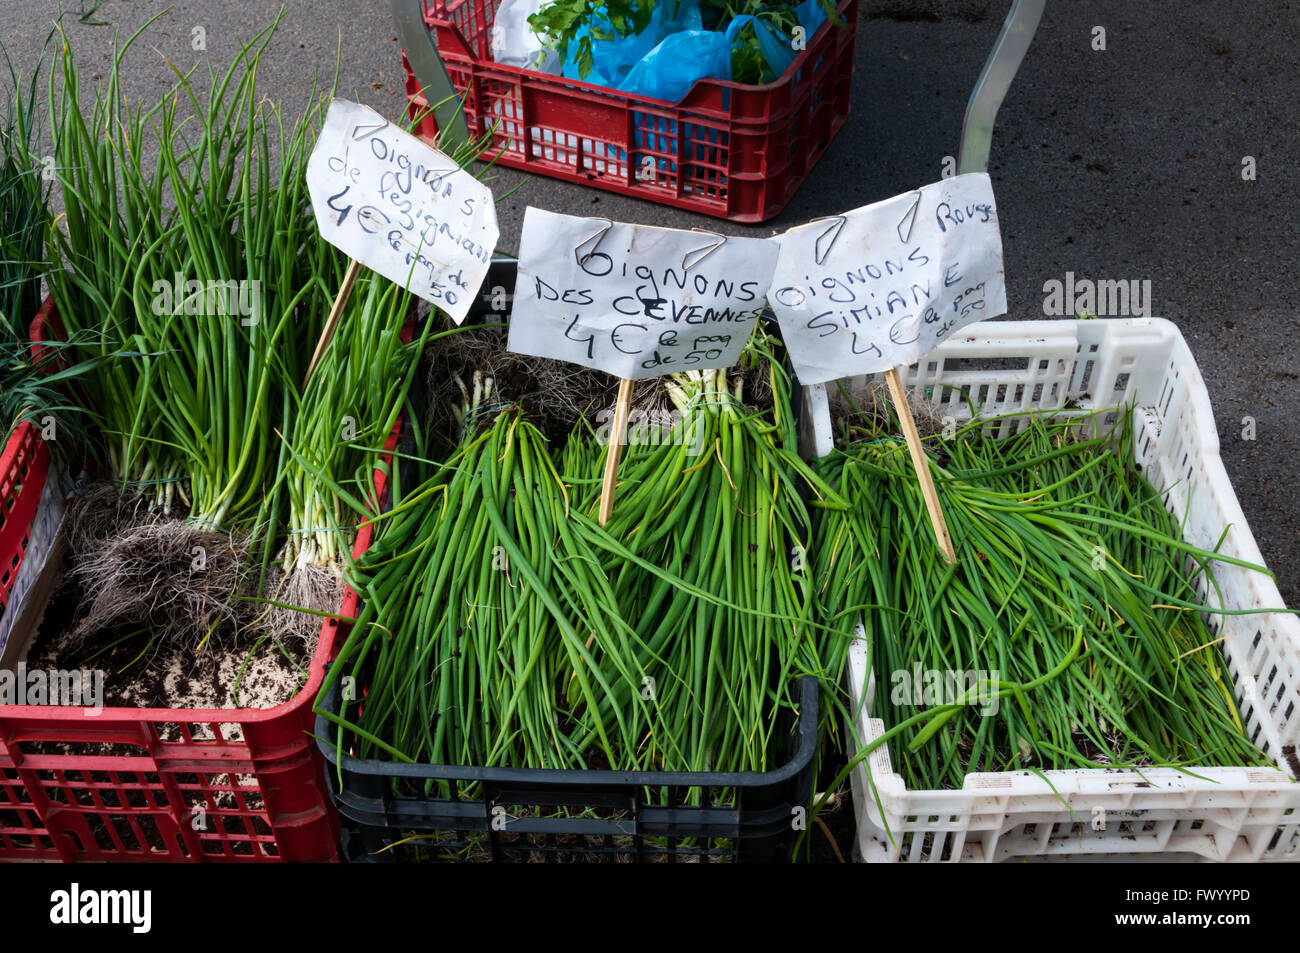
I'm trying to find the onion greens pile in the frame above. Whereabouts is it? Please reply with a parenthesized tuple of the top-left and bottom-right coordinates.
(0, 52, 45, 344)
(560, 352, 848, 771)
(33, 12, 493, 657)
(45, 12, 337, 548)
(0, 39, 92, 450)
(32, 12, 358, 651)
(321, 401, 650, 769)
(812, 405, 1278, 793)
(317, 339, 850, 784)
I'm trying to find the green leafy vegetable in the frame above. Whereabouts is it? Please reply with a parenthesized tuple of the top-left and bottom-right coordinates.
(527, 0, 656, 80)
(525, 0, 843, 84)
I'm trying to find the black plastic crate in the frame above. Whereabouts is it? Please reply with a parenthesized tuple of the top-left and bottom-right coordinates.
(315, 676, 819, 863)
(318, 262, 821, 862)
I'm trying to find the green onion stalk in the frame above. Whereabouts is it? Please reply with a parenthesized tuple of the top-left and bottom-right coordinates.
(0, 46, 47, 345)
(317, 396, 656, 775)
(272, 108, 495, 637)
(561, 341, 851, 774)
(40, 12, 347, 645)
(811, 404, 1280, 797)
(270, 274, 432, 637)
(0, 35, 98, 452)
(44, 10, 338, 548)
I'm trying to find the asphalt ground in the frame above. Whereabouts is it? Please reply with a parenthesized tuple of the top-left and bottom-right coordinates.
(1, 0, 1295, 607)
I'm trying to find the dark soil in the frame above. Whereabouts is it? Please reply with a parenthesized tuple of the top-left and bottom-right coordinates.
(24, 568, 311, 712)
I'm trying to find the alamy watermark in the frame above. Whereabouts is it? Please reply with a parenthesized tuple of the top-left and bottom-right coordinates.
(0, 663, 104, 712)
(593, 408, 707, 456)
(890, 664, 1000, 715)
(49, 883, 151, 933)
(150, 273, 262, 326)
(1042, 272, 1152, 317)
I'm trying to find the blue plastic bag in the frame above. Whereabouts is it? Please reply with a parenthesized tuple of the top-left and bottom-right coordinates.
(724, 14, 796, 80)
(618, 12, 787, 101)
(620, 3, 831, 102)
(725, 2, 830, 84)
(562, 1, 703, 88)
(571, 1, 833, 104)
(796, 0, 830, 38)
(619, 29, 733, 101)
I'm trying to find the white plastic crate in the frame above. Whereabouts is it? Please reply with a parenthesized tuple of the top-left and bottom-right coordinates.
(801, 318, 1300, 862)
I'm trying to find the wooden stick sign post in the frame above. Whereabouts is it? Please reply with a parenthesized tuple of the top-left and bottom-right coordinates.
(506, 209, 780, 525)
(883, 366, 956, 562)
(304, 259, 363, 386)
(303, 98, 498, 386)
(767, 174, 1009, 564)
(598, 378, 635, 524)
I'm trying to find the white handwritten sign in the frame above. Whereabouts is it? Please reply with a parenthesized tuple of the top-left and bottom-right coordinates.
(306, 99, 497, 323)
(769, 173, 1007, 384)
(508, 208, 778, 379)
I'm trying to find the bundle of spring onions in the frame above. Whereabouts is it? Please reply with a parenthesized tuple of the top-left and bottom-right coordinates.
(0, 42, 93, 449)
(45, 12, 338, 545)
(39, 9, 499, 657)
(560, 346, 848, 771)
(34, 13, 348, 648)
(321, 398, 650, 769)
(269, 276, 437, 639)
(812, 404, 1278, 794)
(0, 52, 44, 344)
(318, 336, 850, 782)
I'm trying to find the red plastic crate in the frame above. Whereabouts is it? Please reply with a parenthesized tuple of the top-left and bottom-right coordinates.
(404, 0, 858, 222)
(0, 422, 50, 622)
(0, 298, 63, 638)
(0, 304, 399, 863)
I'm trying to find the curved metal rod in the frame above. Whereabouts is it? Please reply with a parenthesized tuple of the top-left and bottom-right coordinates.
(392, 0, 472, 152)
(957, 0, 1047, 175)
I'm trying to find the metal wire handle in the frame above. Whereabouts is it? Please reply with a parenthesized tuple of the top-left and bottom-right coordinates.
(957, 0, 1047, 175)
(392, 0, 472, 153)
